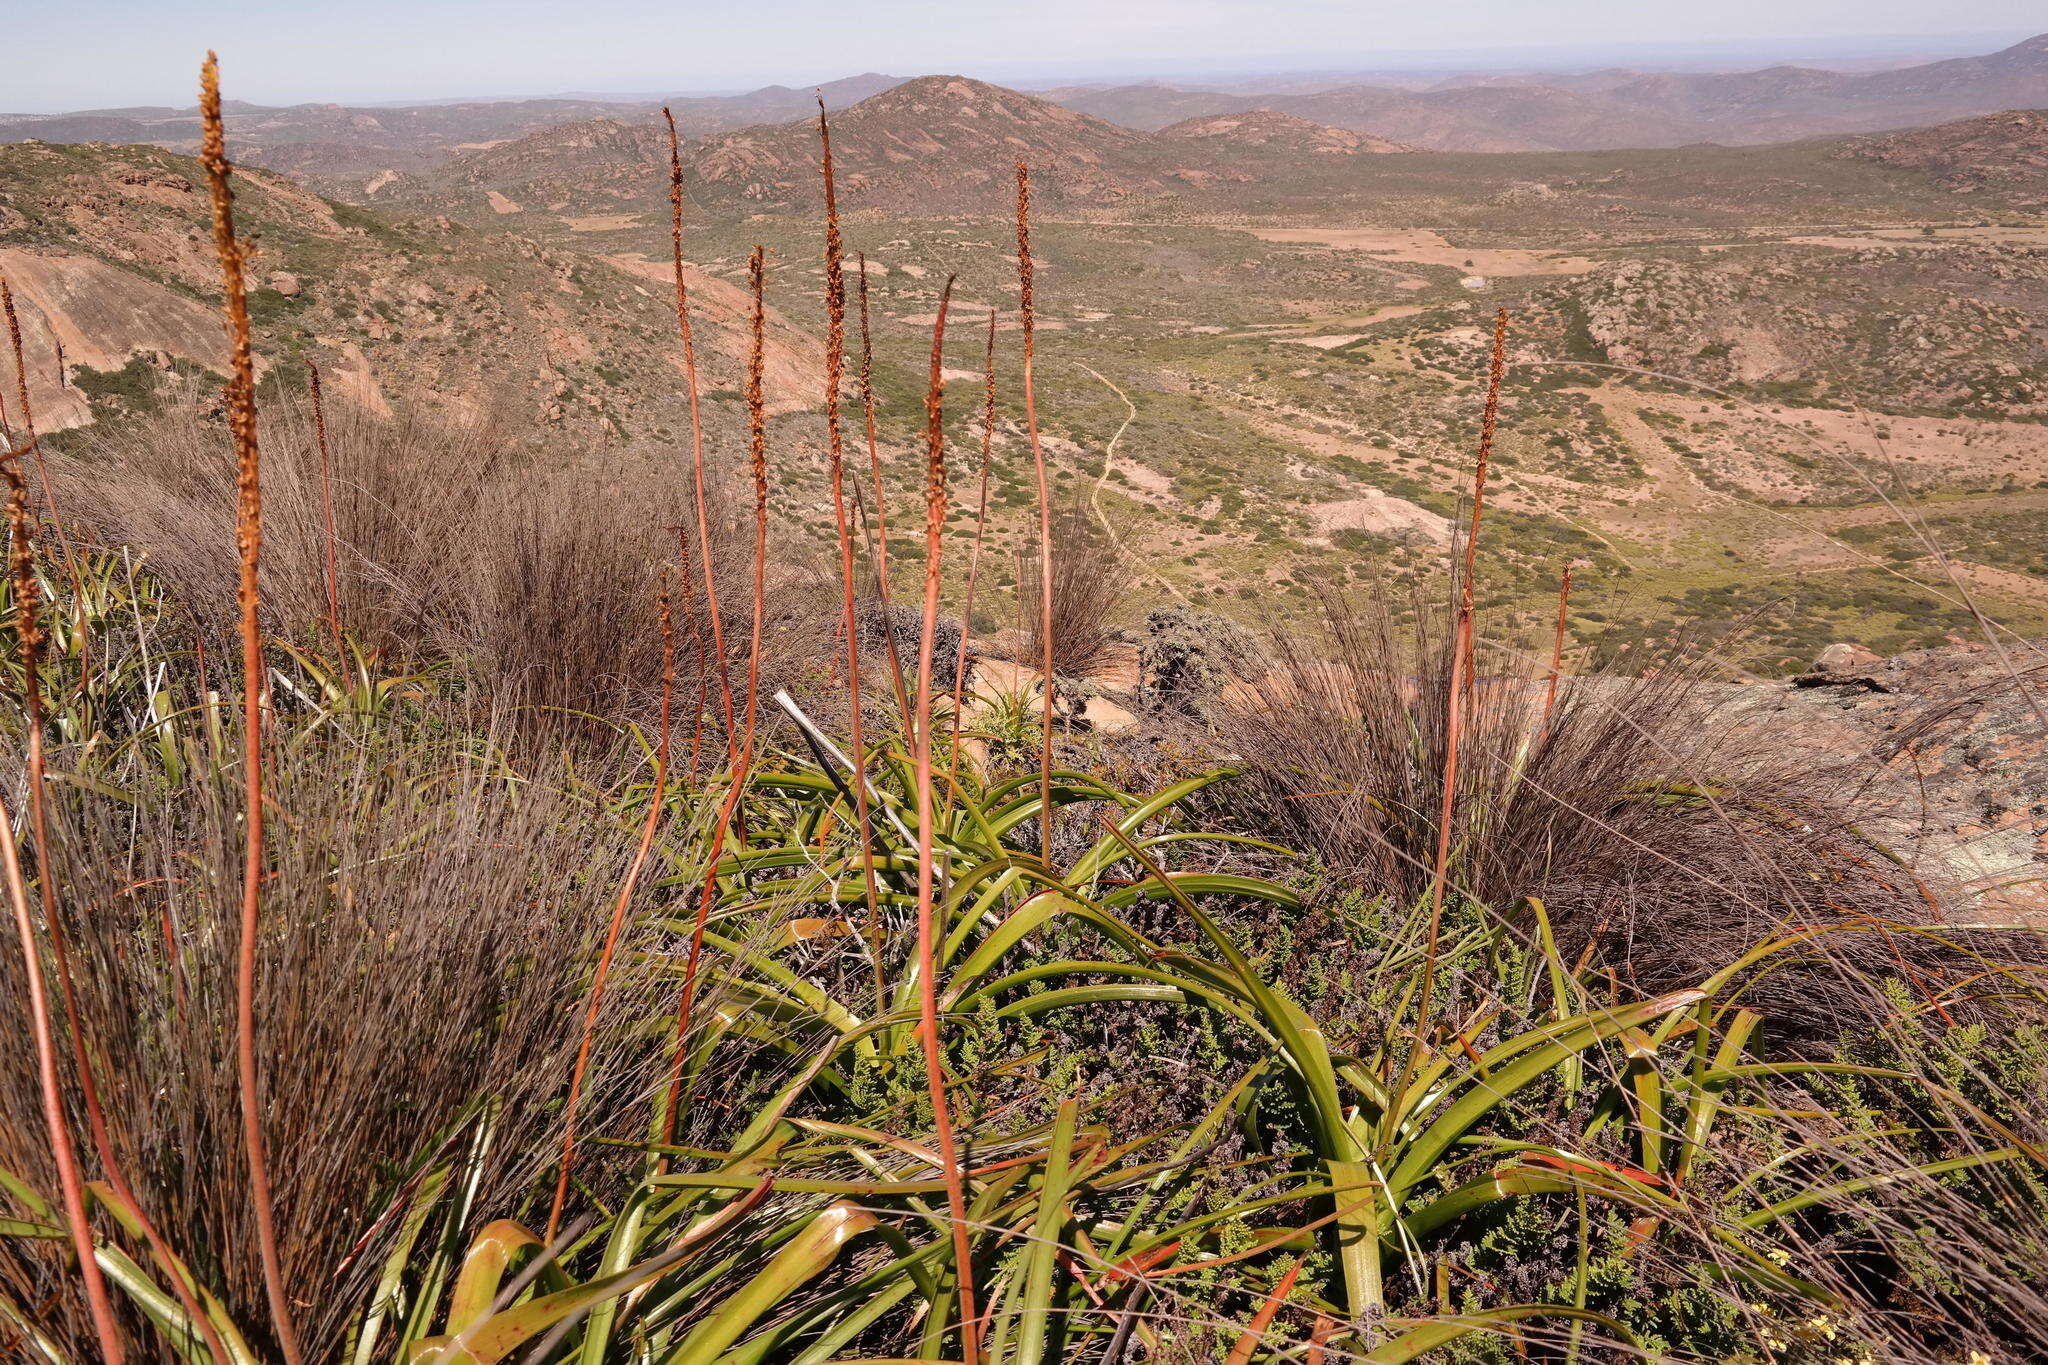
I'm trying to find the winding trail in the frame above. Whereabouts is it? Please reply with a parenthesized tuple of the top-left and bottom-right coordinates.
(1079, 363, 1190, 606)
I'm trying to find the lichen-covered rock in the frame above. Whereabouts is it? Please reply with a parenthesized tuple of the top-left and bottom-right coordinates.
(1722, 638, 2048, 925)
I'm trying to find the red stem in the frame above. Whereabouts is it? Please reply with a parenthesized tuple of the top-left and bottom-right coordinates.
(546, 587, 676, 1239)
(664, 109, 738, 759)
(200, 51, 303, 1365)
(910, 277, 980, 1364)
(1015, 162, 1056, 863)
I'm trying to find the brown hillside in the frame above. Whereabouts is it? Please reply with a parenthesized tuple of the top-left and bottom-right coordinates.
(0, 139, 821, 437)
(1841, 108, 2048, 200)
(688, 75, 1161, 210)
(1156, 110, 1412, 155)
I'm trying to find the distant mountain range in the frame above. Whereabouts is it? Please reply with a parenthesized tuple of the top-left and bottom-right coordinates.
(361, 76, 1429, 215)
(1042, 32, 2048, 151)
(0, 73, 908, 182)
(7, 33, 2048, 172)
(4, 33, 2046, 214)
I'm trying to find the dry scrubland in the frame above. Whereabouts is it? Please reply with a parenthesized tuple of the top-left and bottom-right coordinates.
(0, 56, 2046, 1365)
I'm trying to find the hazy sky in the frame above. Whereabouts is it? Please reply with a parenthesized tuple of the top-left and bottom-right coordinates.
(9, 0, 2043, 112)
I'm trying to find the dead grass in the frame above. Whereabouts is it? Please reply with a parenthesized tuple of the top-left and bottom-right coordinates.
(54, 394, 832, 736)
(1223, 589, 2002, 1038)
(1019, 504, 1134, 681)
(0, 737, 670, 1360)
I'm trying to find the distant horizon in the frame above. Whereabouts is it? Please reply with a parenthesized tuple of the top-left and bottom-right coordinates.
(7, 0, 2042, 115)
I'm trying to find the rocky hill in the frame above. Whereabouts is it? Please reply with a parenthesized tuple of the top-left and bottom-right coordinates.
(1525, 242, 2048, 417)
(0, 75, 908, 199)
(686, 75, 1159, 210)
(0, 139, 820, 441)
(1155, 111, 1411, 156)
(1840, 108, 2048, 201)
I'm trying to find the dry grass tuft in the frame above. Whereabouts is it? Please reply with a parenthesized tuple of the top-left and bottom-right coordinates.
(0, 738, 668, 1359)
(1225, 588, 2005, 1038)
(1018, 503, 1132, 681)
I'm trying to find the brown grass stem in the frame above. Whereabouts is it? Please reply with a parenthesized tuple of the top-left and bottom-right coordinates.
(307, 361, 344, 662)
(1540, 559, 1575, 745)
(200, 51, 302, 1365)
(545, 585, 676, 1240)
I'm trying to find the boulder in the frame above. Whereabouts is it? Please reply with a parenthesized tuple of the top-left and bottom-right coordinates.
(1080, 696, 1139, 734)
(1815, 642, 1882, 671)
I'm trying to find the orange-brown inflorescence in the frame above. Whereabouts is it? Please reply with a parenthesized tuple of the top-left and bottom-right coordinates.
(1015, 161, 1056, 860)
(816, 100, 890, 1003)
(200, 50, 303, 1365)
(664, 107, 738, 754)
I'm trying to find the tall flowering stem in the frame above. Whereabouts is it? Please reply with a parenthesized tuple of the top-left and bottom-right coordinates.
(911, 277, 979, 1362)
(1411, 307, 1509, 1090)
(1015, 162, 1056, 861)
(664, 108, 738, 756)
(200, 51, 303, 1365)
(816, 101, 890, 1003)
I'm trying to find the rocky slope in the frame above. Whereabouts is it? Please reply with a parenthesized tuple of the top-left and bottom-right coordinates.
(1841, 107, 2048, 201)
(1726, 637, 2048, 926)
(0, 139, 821, 441)
(1525, 242, 2048, 417)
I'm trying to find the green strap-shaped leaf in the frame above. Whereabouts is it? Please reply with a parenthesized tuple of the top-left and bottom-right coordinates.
(662, 1203, 880, 1364)
(1013, 1100, 1081, 1365)
(1363, 1306, 1636, 1363)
